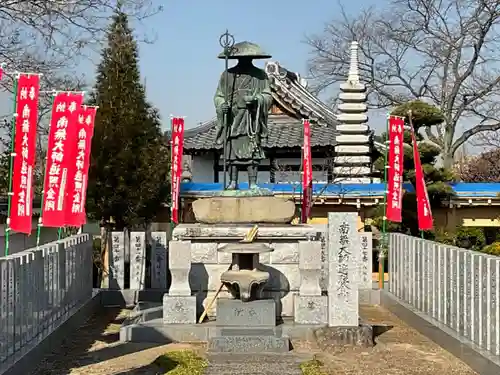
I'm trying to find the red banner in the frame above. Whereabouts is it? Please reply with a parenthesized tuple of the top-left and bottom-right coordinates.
(41, 92, 83, 227)
(386, 116, 404, 222)
(9, 74, 40, 234)
(64, 106, 97, 227)
(171, 117, 184, 224)
(411, 128, 434, 230)
(301, 119, 313, 223)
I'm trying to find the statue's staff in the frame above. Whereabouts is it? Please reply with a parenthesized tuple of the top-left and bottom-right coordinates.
(218, 30, 235, 189)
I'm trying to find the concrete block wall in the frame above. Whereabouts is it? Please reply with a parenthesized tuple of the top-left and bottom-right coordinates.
(0, 234, 93, 372)
(389, 233, 500, 358)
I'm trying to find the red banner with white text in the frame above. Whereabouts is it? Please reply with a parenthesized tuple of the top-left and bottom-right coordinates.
(301, 119, 313, 223)
(411, 128, 434, 230)
(41, 92, 83, 227)
(9, 74, 40, 234)
(64, 106, 97, 227)
(386, 116, 405, 222)
(171, 117, 184, 224)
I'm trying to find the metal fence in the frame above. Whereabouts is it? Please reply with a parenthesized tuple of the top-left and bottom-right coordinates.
(0, 234, 93, 371)
(389, 233, 500, 357)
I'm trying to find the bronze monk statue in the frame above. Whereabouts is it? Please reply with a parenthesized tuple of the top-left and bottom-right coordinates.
(214, 41, 273, 190)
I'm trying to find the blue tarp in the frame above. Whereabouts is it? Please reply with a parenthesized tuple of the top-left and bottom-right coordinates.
(180, 182, 500, 198)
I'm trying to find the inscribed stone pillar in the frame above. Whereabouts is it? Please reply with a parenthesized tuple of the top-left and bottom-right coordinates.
(109, 232, 125, 289)
(294, 241, 327, 324)
(327, 212, 360, 327)
(163, 240, 196, 324)
(129, 232, 146, 290)
(359, 232, 372, 290)
(151, 231, 168, 289)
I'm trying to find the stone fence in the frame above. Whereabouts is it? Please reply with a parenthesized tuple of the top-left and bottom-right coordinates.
(0, 234, 93, 373)
(388, 233, 500, 358)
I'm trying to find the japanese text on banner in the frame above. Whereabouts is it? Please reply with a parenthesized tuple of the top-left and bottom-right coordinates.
(301, 119, 313, 223)
(386, 116, 405, 222)
(65, 106, 97, 226)
(171, 117, 184, 224)
(411, 128, 434, 230)
(41, 93, 83, 227)
(10, 74, 40, 234)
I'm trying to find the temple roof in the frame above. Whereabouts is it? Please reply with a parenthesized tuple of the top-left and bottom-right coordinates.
(180, 61, 340, 152)
(183, 114, 338, 151)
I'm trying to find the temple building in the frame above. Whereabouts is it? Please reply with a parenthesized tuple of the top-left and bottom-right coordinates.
(181, 42, 380, 184)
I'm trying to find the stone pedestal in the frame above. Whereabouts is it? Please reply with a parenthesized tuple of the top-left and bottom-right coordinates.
(162, 295, 196, 324)
(216, 298, 276, 327)
(192, 196, 296, 224)
(294, 241, 327, 325)
(163, 240, 196, 324)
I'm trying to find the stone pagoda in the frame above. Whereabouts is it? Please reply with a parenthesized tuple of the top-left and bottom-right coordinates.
(334, 41, 373, 183)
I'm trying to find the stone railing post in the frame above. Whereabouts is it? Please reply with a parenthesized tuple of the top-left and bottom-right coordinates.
(163, 240, 196, 324)
(294, 240, 327, 324)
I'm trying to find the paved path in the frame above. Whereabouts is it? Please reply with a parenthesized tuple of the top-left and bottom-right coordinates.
(203, 353, 304, 375)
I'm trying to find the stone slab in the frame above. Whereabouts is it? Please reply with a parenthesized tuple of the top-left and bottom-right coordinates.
(129, 232, 146, 290)
(216, 298, 276, 327)
(150, 232, 168, 289)
(172, 223, 323, 241)
(109, 232, 125, 290)
(327, 212, 360, 327)
(162, 295, 196, 324)
(359, 232, 373, 290)
(294, 295, 327, 325)
(208, 328, 290, 353)
(192, 196, 296, 224)
(314, 324, 374, 350)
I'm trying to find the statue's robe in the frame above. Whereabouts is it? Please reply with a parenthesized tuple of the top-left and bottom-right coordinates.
(214, 64, 273, 166)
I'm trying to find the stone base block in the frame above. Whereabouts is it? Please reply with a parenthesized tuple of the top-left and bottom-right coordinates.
(192, 196, 296, 224)
(162, 295, 196, 324)
(314, 324, 374, 351)
(216, 298, 276, 327)
(294, 295, 327, 325)
(208, 328, 290, 353)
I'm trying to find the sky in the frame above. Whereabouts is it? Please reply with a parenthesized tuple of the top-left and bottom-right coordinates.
(136, 0, 379, 130)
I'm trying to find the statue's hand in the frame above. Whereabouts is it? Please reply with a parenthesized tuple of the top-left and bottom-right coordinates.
(216, 137, 223, 146)
(221, 102, 230, 114)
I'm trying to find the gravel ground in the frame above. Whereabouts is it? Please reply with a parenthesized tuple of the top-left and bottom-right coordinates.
(31, 305, 477, 375)
(304, 305, 478, 375)
(32, 308, 204, 375)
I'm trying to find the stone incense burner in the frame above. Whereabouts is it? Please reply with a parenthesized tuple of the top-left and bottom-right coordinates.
(218, 242, 273, 302)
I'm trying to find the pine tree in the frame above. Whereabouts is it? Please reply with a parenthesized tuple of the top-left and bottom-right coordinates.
(371, 101, 454, 236)
(86, 9, 170, 230)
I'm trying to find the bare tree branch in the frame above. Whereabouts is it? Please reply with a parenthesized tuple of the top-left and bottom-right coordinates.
(306, 0, 500, 168)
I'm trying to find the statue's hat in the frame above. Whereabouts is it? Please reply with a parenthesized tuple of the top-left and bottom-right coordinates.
(218, 41, 272, 59)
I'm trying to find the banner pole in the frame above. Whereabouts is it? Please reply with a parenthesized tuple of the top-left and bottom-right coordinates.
(5, 77, 19, 256)
(36, 94, 55, 248)
(170, 117, 175, 235)
(379, 114, 390, 290)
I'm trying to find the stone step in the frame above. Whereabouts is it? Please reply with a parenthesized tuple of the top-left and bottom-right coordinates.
(204, 354, 303, 375)
(208, 335, 290, 353)
(206, 353, 303, 363)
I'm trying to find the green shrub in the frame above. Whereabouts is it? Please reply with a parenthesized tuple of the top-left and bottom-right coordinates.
(480, 242, 500, 256)
(434, 227, 485, 251)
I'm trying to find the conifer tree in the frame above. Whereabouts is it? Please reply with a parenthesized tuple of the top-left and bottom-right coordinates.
(86, 9, 169, 230)
(371, 101, 454, 236)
